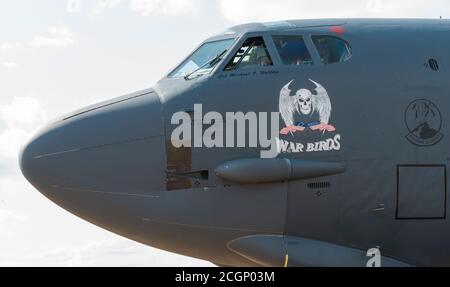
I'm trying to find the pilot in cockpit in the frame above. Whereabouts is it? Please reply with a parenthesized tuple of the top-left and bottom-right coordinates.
(275, 37, 312, 66)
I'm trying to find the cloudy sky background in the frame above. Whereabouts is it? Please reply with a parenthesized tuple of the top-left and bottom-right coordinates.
(0, 0, 449, 266)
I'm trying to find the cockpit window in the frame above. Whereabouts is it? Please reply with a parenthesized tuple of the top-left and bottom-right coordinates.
(272, 35, 313, 66)
(169, 38, 235, 78)
(224, 37, 273, 71)
(312, 36, 352, 65)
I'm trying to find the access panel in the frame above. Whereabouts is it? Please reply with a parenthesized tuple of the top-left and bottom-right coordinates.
(397, 165, 447, 219)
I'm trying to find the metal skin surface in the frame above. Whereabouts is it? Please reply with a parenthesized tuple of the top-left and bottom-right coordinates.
(20, 19, 450, 266)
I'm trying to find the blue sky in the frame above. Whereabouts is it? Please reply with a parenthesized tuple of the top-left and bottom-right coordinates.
(0, 0, 449, 266)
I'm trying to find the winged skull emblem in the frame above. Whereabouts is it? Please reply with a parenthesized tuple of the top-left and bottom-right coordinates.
(279, 79, 336, 135)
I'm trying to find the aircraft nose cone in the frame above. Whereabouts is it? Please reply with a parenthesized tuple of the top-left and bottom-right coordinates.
(20, 90, 166, 208)
(19, 132, 51, 190)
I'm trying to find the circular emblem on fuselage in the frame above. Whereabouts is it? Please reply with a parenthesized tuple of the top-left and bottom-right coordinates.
(405, 99, 443, 147)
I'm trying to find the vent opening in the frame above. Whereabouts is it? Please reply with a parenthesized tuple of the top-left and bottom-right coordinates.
(307, 182, 331, 189)
(428, 58, 439, 71)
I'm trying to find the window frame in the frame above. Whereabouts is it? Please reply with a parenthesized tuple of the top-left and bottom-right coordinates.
(200, 31, 353, 78)
(267, 31, 322, 69)
(164, 36, 237, 79)
(271, 35, 316, 67)
(217, 33, 281, 73)
(224, 36, 274, 71)
(310, 34, 353, 66)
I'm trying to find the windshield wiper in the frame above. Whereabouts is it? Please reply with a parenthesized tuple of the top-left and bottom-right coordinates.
(184, 49, 228, 80)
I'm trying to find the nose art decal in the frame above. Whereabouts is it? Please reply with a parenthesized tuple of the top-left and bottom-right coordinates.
(278, 79, 341, 154)
(279, 79, 336, 135)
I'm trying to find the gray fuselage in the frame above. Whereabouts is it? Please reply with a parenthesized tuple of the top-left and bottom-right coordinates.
(20, 19, 450, 266)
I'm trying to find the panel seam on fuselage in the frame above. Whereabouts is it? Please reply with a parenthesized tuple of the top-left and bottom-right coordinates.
(63, 92, 154, 121)
(33, 135, 163, 159)
(142, 217, 283, 234)
(51, 185, 161, 198)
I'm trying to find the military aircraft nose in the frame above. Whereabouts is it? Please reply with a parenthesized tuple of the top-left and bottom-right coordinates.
(20, 90, 166, 214)
(19, 131, 52, 190)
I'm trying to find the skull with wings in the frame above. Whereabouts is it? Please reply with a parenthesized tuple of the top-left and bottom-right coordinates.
(279, 79, 336, 135)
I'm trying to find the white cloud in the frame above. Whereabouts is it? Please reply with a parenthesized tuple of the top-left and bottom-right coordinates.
(218, 0, 447, 24)
(0, 97, 44, 131)
(93, 0, 202, 17)
(2, 27, 74, 52)
(0, 42, 21, 52)
(1, 61, 19, 69)
(93, 0, 126, 15)
(0, 177, 28, 194)
(30, 27, 75, 48)
(0, 209, 30, 237)
(0, 238, 214, 267)
(131, 0, 201, 17)
(0, 129, 29, 159)
(0, 96, 47, 159)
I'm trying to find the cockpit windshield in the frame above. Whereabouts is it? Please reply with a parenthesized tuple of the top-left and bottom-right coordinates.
(169, 38, 235, 78)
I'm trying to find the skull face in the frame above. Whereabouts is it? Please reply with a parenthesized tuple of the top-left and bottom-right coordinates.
(296, 89, 312, 115)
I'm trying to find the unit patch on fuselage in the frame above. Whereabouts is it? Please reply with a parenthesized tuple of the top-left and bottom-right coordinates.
(404, 99, 443, 147)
